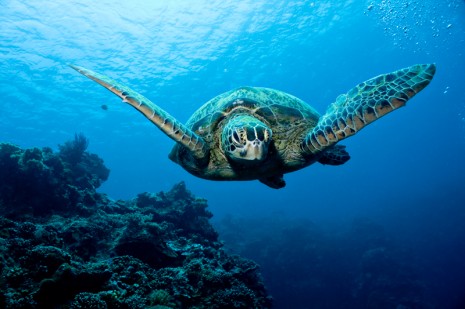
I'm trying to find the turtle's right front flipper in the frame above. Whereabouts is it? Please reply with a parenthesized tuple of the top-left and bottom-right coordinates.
(302, 63, 436, 155)
(70, 65, 208, 161)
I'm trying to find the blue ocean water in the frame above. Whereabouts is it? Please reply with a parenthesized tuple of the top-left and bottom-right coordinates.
(1, 0, 464, 307)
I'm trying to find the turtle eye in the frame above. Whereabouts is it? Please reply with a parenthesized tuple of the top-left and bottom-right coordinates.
(263, 129, 270, 142)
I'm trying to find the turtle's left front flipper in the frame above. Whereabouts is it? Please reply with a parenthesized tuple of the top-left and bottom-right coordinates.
(70, 65, 208, 161)
(302, 64, 436, 155)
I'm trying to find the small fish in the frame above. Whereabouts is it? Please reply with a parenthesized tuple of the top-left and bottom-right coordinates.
(101, 104, 108, 111)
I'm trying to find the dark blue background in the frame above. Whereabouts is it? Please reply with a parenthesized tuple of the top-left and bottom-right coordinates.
(1, 0, 464, 307)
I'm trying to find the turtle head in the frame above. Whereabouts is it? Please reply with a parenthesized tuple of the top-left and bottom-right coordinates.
(221, 115, 272, 164)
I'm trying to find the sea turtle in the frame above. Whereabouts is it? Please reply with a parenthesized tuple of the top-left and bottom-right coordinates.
(71, 63, 435, 189)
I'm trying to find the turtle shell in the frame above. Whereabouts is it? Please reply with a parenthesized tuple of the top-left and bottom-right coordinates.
(186, 86, 321, 143)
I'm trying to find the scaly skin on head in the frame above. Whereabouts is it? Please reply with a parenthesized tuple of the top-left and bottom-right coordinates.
(221, 114, 272, 164)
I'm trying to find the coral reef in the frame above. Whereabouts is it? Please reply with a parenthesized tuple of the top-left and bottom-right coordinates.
(0, 137, 109, 218)
(0, 140, 271, 308)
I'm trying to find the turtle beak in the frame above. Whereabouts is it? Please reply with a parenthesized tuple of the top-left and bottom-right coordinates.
(240, 138, 268, 161)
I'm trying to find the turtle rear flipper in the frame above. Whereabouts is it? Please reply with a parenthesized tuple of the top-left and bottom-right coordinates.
(318, 145, 350, 165)
(259, 174, 286, 189)
(302, 63, 436, 155)
(70, 65, 208, 161)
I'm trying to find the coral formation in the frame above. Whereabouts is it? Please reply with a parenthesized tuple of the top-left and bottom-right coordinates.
(0, 139, 271, 308)
(0, 137, 109, 218)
